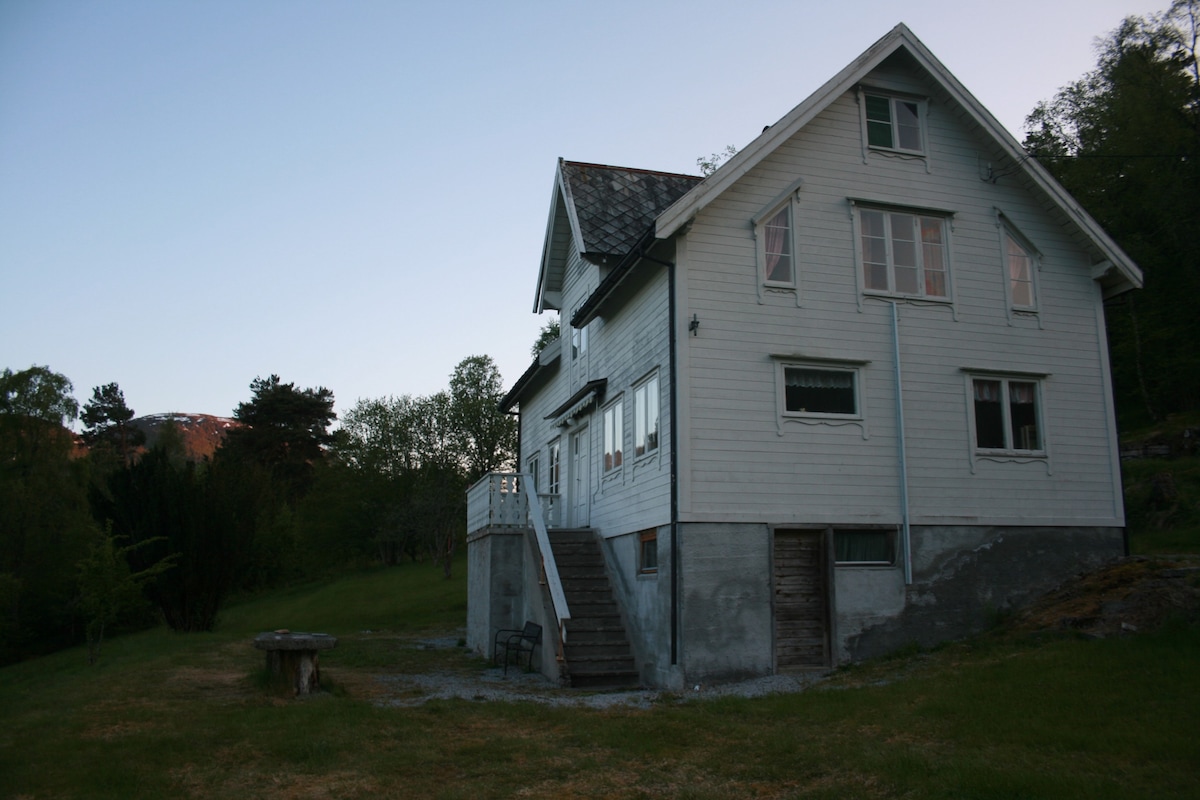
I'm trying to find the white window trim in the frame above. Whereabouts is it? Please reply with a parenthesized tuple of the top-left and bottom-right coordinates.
(858, 86, 930, 164)
(771, 354, 870, 439)
(849, 199, 957, 314)
(752, 178, 804, 306)
(962, 369, 1052, 475)
(995, 211, 1044, 328)
(547, 438, 561, 495)
(601, 396, 624, 476)
(526, 453, 540, 494)
(632, 370, 661, 462)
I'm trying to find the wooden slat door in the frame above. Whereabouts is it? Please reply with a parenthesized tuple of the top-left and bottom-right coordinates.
(773, 531, 830, 669)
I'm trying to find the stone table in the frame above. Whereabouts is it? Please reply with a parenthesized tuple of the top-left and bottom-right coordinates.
(253, 631, 338, 696)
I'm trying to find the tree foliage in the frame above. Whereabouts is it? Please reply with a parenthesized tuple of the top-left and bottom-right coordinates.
(315, 356, 516, 577)
(697, 144, 738, 176)
(448, 355, 517, 482)
(531, 316, 561, 358)
(76, 526, 175, 664)
(0, 365, 79, 425)
(0, 365, 95, 663)
(222, 375, 336, 500)
(1025, 0, 1200, 424)
(93, 449, 261, 631)
(81, 382, 144, 466)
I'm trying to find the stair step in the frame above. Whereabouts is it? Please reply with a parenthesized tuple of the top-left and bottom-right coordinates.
(548, 529, 597, 543)
(564, 618, 628, 628)
(565, 630, 630, 646)
(565, 643, 632, 659)
(546, 528, 639, 690)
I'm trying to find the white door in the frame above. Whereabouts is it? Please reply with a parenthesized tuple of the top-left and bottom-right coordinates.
(570, 425, 590, 527)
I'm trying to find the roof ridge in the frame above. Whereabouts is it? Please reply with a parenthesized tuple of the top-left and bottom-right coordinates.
(562, 160, 702, 181)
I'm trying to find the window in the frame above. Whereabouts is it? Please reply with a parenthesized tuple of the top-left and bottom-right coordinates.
(761, 205, 794, 285)
(547, 439, 561, 494)
(783, 366, 857, 417)
(639, 530, 658, 574)
(859, 208, 948, 298)
(835, 529, 895, 565)
(526, 454, 540, 492)
(602, 399, 623, 472)
(864, 93, 923, 153)
(571, 321, 589, 360)
(972, 378, 1042, 452)
(633, 373, 660, 457)
(1005, 231, 1037, 310)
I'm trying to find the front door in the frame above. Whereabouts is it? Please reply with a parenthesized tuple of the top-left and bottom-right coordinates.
(570, 425, 590, 527)
(773, 530, 831, 670)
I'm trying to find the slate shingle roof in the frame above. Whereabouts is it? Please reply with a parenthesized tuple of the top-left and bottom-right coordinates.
(561, 161, 702, 257)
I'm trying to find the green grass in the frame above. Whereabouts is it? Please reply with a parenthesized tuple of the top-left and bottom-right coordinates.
(3, 559, 1199, 799)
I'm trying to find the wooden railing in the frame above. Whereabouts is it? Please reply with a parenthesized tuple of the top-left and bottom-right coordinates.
(466, 473, 570, 645)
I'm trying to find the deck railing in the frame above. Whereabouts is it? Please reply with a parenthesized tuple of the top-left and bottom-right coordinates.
(466, 472, 570, 646)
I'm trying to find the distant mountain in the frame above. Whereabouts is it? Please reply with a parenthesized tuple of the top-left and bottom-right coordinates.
(128, 413, 240, 461)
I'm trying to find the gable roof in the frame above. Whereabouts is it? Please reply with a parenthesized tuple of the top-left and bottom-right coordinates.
(534, 160, 701, 312)
(655, 23, 1141, 298)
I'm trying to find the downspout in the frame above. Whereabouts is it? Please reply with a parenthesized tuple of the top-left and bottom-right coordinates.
(891, 302, 913, 585)
(667, 255, 680, 665)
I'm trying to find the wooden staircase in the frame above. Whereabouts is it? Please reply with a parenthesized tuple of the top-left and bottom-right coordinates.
(548, 528, 640, 689)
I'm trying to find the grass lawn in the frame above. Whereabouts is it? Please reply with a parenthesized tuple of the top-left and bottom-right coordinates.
(3, 558, 1198, 799)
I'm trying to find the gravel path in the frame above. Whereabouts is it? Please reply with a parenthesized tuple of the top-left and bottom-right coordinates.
(373, 639, 829, 709)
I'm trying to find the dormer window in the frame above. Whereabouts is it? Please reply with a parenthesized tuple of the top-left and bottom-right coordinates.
(864, 93, 924, 154)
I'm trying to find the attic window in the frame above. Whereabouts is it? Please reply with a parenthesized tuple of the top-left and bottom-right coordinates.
(1003, 228, 1039, 311)
(863, 93, 925, 155)
(761, 206, 794, 285)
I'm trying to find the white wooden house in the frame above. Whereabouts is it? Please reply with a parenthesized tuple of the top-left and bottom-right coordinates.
(467, 24, 1142, 689)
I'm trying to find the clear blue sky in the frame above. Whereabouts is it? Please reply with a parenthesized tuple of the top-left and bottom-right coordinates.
(0, 0, 1161, 424)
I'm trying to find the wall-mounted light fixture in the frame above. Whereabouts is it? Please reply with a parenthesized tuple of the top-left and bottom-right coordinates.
(689, 314, 700, 336)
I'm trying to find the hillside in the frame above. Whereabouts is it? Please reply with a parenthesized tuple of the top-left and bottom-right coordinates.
(128, 412, 239, 461)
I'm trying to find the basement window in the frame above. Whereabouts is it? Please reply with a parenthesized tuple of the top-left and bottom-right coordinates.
(639, 530, 658, 574)
(834, 529, 895, 565)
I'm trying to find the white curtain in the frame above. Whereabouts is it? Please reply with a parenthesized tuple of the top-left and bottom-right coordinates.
(787, 369, 852, 389)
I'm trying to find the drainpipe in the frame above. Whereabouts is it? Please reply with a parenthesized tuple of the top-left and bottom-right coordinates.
(891, 302, 913, 585)
(667, 256, 680, 665)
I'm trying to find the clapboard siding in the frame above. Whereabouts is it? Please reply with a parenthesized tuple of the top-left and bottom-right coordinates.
(678, 74, 1123, 527)
(583, 261, 674, 537)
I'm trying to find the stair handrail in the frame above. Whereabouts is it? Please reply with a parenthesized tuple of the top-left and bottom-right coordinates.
(516, 471, 571, 646)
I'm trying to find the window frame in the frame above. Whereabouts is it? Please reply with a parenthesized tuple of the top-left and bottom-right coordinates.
(571, 320, 589, 360)
(638, 529, 658, 575)
(526, 453, 540, 493)
(752, 179, 805, 304)
(997, 216, 1041, 315)
(632, 371, 660, 459)
(601, 397, 624, 473)
(778, 362, 862, 421)
(965, 372, 1048, 458)
(771, 355, 871, 437)
(861, 90, 927, 156)
(547, 438, 561, 495)
(833, 528, 897, 566)
(854, 203, 952, 301)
